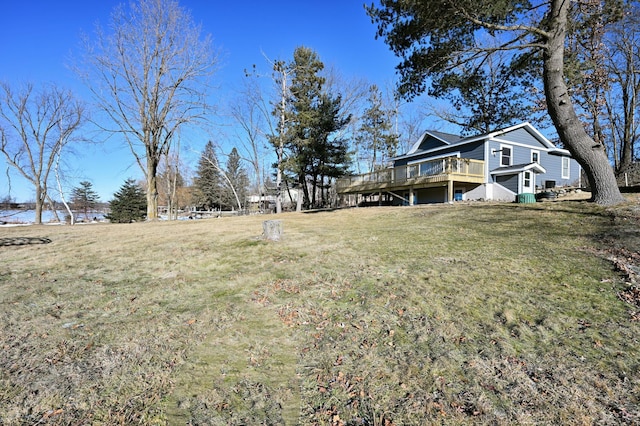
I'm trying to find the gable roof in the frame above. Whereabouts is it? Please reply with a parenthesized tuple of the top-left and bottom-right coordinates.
(396, 122, 571, 160)
(490, 162, 547, 176)
(406, 130, 464, 155)
(461, 122, 554, 148)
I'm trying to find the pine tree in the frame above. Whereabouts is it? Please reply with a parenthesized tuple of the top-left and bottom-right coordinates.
(106, 178, 147, 223)
(71, 181, 100, 221)
(222, 147, 249, 210)
(356, 85, 398, 172)
(310, 93, 351, 207)
(193, 141, 222, 210)
(277, 46, 351, 209)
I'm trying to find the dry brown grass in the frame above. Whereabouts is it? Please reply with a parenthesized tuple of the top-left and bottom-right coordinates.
(1, 199, 639, 425)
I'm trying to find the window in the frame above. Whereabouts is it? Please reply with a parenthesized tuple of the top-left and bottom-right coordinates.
(531, 150, 540, 164)
(562, 157, 570, 179)
(524, 171, 531, 189)
(500, 145, 512, 166)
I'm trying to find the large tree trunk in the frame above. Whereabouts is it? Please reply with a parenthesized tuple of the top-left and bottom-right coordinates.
(619, 109, 634, 173)
(543, 0, 625, 205)
(146, 155, 159, 220)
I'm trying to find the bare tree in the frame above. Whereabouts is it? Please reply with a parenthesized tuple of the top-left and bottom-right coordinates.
(605, 5, 640, 173)
(0, 83, 85, 224)
(229, 76, 269, 197)
(323, 67, 370, 174)
(565, 2, 639, 176)
(55, 151, 74, 225)
(158, 143, 186, 220)
(77, 0, 217, 220)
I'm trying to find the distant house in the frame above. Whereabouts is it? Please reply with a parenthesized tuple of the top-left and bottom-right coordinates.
(336, 122, 581, 204)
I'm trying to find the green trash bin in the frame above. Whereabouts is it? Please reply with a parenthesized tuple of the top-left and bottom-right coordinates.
(516, 193, 536, 204)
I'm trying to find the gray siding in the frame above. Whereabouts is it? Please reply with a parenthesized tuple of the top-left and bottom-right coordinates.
(499, 127, 541, 146)
(489, 141, 580, 189)
(544, 154, 580, 186)
(418, 135, 449, 151)
(394, 141, 484, 167)
(457, 141, 484, 160)
(496, 174, 518, 193)
(487, 141, 536, 169)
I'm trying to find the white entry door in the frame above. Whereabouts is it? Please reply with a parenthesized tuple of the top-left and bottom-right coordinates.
(521, 171, 534, 193)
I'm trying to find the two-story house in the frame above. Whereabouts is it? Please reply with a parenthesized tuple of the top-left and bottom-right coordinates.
(336, 122, 581, 205)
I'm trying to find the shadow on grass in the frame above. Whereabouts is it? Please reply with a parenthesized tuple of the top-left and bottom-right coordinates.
(459, 201, 612, 228)
(0, 237, 52, 246)
(301, 207, 340, 214)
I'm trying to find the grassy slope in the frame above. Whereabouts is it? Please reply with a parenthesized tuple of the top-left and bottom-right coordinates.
(1, 201, 639, 425)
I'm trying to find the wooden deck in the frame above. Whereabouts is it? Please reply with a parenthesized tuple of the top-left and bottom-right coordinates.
(336, 157, 485, 195)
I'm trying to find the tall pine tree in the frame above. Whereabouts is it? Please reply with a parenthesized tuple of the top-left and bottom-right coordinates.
(356, 85, 398, 173)
(277, 46, 351, 209)
(193, 141, 222, 210)
(310, 93, 351, 207)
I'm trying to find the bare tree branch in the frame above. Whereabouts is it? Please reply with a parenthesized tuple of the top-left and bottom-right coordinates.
(76, 0, 218, 219)
(0, 82, 85, 223)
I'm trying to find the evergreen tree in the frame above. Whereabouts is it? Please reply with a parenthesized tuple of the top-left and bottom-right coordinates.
(356, 85, 398, 172)
(106, 178, 147, 223)
(192, 141, 222, 210)
(71, 181, 100, 220)
(221, 147, 249, 210)
(430, 57, 529, 135)
(310, 93, 351, 207)
(278, 46, 351, 209)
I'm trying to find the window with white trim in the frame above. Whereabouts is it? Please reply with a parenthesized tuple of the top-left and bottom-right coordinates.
(561, 157, 570, 179)
(500, 145, 512, 166)
(531, 150, 540, 164)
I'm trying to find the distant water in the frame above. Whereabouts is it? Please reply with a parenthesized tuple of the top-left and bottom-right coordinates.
(0, 210, 104, 224)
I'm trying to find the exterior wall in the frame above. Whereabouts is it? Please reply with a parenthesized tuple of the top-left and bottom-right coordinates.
(495, 174, 519, 193)
(453, 183, 481, 201)
(498, 127, 538, 145)
(394, 141, 484, 167)
(487, 140, 537, 169)
(458, 141, 485, 161)
(465, 184, 488, 200)
(488, 136, 581, 189)
(418, 135, 449, 151)
(543, 154, 580, 187)
(490, 183, 518, 202)
(416, 187, 446, 204)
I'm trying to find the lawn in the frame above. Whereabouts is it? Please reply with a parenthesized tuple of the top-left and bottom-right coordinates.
(1, 199, 639, 425)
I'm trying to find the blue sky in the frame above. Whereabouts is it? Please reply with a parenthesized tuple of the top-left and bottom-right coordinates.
(0, 0, 413, 202)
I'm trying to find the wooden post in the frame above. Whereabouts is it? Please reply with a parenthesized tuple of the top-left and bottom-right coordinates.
(263, 220, 283, 241)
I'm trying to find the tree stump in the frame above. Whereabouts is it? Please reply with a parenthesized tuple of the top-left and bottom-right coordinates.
(262, 220, 283, 241)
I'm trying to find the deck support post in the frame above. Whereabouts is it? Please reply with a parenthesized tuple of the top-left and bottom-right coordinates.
(409, 187, 414, 206)
(447, 179, 454, 202)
